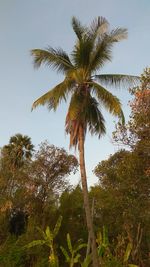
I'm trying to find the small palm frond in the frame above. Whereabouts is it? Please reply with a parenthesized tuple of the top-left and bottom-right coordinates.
(95, 74, 140, 88)
(72, 17, 87, 40)
(91, 82, 124, 123)
(32, 79, 73, 111)
(89, 16, 109, 39)
(109, 27, 128, 42)
(31, 48, 74, 73)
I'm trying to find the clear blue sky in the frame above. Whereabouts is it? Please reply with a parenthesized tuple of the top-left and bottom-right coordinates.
(0, 0, 150, 186)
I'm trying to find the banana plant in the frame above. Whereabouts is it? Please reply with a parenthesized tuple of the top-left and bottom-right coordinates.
(60, 233, 87, 267)
(123, 242, 138, 267)
(25, 216, 62, 267)
(97, 226, 109, 258)
(97, 227, 138, 267)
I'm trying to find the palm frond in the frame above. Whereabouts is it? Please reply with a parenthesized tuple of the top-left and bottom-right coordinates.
(86, 97, 106, 137)
(65, 91, 106, 147)
(72, 36, 93, 68)
(89, 38, 112, 72)
(72, 17, 87, 40)
(95, 74, 140, 88)
(89, 27, 127, 73)
(109, 28, 128, 42)
(89, 16, 109, 39)
(91, 82, 124, 122)
(32, 79, 73, 111)
(31, 48, 74, 73)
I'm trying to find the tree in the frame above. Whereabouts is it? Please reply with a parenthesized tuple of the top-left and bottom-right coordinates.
(113, 68, 150, 152)
(31, 17, 138, 266)
(59, 185, 86, 246)
(2, 133, 34, 169)
(27, 142, 78, 227)
(0, 134, 34, 204)
(94, 150, 150, 266)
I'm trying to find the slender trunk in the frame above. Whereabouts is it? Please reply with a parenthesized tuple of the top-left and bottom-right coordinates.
(86, 198, 95, 257)
(78, 126, 99, 267)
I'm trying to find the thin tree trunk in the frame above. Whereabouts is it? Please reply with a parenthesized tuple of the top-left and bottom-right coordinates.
(78, 126, 99, 267)
(86, 198, 95, 257)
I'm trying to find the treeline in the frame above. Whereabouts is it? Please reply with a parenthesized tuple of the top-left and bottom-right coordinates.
(0, 69, 149, 266)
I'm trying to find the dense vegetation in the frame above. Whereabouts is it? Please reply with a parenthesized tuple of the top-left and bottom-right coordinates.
(0, 69, 149, 266)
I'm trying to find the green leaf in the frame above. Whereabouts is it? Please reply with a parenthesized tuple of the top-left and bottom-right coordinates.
(102, 226, 109, 246)
(25, 240, 46, 249)
(98, 245, 106, 258)
(123, 242, 133, 262)
(37, 226, 47, 240)
(75, 243, 87, 253)
(46, 226, 53, 241)
(74, 253, 81, 263)
(60, 246, 70, 262)
(53, 215, 62, 238)
(67, 233, 73, 253)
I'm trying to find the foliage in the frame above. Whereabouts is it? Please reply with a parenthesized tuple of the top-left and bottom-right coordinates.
(25, 216, 62, 267)
(2, 133, 34, 169)
(59, 185, 86, 245)
(0, 236, 26, 267)
(113, 67, 150, 150)
(93, 149, 150, 265)
(60, 233, 87, 267)
(96, 227, 138, 267)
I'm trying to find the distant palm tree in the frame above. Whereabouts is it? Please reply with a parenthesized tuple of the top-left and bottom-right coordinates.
(4, 133, 34, 169)
(31, 17, 138, 267)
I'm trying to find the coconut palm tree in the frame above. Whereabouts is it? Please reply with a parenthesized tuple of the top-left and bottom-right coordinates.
(31, 17, 138, 267)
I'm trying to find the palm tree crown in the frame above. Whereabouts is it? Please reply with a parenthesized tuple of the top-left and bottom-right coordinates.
(3, 134, 34, 168)
(31, 16, 138, 148)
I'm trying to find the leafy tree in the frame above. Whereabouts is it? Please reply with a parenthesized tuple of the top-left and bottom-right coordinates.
(0, 134, 34, 241)
(93, 149, 150, 266)
(0, 134, 34, 200)
(59, 185, 86, 245)
(29, 141, 78, 194)
(31, 17, 138, 266)
(113, 68, 150, 152)
(27, 142, 78, 227)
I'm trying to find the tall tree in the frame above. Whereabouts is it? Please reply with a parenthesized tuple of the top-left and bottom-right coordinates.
(0, 134, 34, 198)
(31, 17, 138, 266)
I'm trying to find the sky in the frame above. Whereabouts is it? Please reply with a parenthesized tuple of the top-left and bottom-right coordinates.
(0, 0, 150, 186)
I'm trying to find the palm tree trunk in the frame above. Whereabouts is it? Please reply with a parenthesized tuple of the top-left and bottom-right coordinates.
(78, 125, 99, 267)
